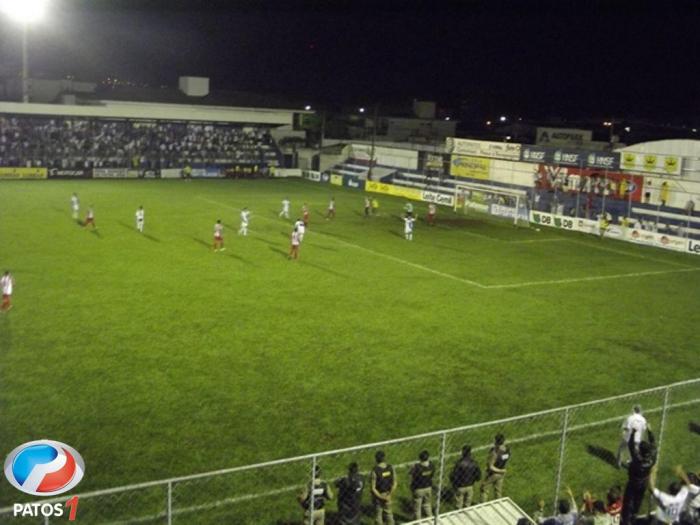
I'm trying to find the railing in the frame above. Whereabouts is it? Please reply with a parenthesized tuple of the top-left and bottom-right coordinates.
(2, 378, 698, 524)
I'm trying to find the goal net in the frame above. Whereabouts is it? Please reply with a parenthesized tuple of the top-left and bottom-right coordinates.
(454, 182, 530, 226)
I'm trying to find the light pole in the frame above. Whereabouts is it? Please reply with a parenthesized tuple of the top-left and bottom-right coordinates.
(0, 0, 49, 103)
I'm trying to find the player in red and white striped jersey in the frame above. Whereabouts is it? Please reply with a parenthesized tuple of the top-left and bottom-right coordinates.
(213, 220, 225, 252)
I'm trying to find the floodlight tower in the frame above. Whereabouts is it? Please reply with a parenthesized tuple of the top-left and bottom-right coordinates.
(0, 0, 49, 103)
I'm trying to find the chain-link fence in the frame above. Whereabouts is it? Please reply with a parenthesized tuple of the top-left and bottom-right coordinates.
(1, 379, 697, 524)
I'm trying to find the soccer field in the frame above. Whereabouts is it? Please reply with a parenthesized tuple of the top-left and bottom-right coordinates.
(1, 179, 698, 502)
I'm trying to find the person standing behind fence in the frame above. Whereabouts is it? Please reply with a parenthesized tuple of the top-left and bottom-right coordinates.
(370, 450, 396, 525)
(298, 465, 333, 525)
(335, 462, 364, 525)
(480, 433, 510, 502)
(410, 450, 435, 520)
(616, 405, 648, 468)
(451, 445, 482, 508)
(620, 428, 656, 525)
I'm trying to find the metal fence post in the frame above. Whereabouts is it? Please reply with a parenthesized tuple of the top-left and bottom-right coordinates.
(655, 386, 671, 467)
(433, 431, 448, 524)
(308, 455, 317, 525)
(553, 407, 570, 512)
(167, 481, 173, 525)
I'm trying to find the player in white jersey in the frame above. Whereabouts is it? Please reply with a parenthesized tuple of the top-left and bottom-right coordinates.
(294, 218, 306, 242)
(403, 213, 415, 241)
(71, 193, 80, 220)
(239, 208, 250, 236)
(325, 197, 336, 219)
(289, 227, 301, 259)
(135, 206, 145, 233)
(1, 270, 14, 311)
(279, 198, 291, 219)
(616, 405, 648, 468)
(213, 220, 225, 251)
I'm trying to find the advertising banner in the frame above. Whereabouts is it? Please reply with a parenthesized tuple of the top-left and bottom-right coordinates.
(687, 239, 700, 255)
(365, 180, 422, 201)
(190, 168, 221, 178)
(536, 127, 592, 147)
(552, 149, 584, 167)
(521, 147, 620, 170)
(126, 170, 142, 179)
(302, 170, 321, 182)
(446, 138, 521, 160)
(421, 190, 454, 207)
(586, 151, 620, 170)
(627, 229, 688, 253)
(330, 174, 343, 186)
(93, 168, 128, 178)
(520, 145, 553, 164)
(160, 168, 181, 179)
(535, 164, 645, 202)
(490, 203, 529, 222)
(48, 168, 91, 179)
(0, 167, 48, 179)
(141, 169, 159, 178)
(620, 152, 682, 176)
(343, 175, 365, 190)
(423, 153, 444, 171)
(449, 155, 491, 179)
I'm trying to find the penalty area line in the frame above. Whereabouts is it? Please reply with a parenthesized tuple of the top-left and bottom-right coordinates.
(486, 267, 700, 289)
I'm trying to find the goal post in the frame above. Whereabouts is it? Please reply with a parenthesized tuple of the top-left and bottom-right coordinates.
(454, 182, 530, 226)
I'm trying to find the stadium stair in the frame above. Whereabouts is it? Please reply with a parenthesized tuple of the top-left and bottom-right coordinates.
(405, 497, 533, 525)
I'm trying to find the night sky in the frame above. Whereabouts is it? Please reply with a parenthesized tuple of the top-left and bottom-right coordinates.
(0, 0, 698, 119)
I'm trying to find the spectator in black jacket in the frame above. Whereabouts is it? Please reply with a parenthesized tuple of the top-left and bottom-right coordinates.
(335, 462, 364, 525)
(450, 445, 482, 508)
(621, 428, 656, 525)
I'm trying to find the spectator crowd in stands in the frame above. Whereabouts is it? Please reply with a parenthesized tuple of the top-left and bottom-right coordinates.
(0, 116, 279, 170)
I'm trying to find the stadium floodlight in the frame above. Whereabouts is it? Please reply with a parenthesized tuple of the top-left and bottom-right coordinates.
(624, 126, 631, 132)
(499, 115, 507, 122)
(359, 107, 365, 113)
(304, 105, 312, 111)
(444, 117, 450, 121)
(0, 0, 48, 103)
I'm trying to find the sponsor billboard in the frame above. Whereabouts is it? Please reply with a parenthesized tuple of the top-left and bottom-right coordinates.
(190, 167, 221, 178)
(343, 175, 365, 190)
(421, 190, 454, 207)
(93, 168, 129, 178)
(627, 229, 689, 253)
(446, 138, 521, 160)
(126, 170, 142, 179)
(449, 155, 490, 179)
(620, 152, 682, 176)
(489, 203, 529, 222)
(535, 164, 644, 202)
(365, 180, 422, 200)
(687, 239, 700, 255)
(48, 168, 91, 179)
(160, 168, 181, 179)
(0, 167, 48, 179)
(520, 146, 620, 170)
(536, 127, 592, 147)
(302, 170, 322, 182)
(330, 174, 343, 186)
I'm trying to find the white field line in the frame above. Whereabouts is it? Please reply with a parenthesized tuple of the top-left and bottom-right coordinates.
(83, 397, 699, 525)
(508, 238, 569, 244)
(485, 267, 700, 290)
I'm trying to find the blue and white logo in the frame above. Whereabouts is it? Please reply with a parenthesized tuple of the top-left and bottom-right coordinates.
(4, 440, 85, 496)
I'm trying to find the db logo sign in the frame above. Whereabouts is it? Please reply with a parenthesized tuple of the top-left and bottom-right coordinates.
(4, 440, 84, 520)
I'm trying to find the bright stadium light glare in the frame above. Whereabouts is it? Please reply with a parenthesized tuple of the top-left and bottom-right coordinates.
(358, 107, 365, 113)
(499, 115, 507, 122)
(304, 105, 311, 111)
(0, 0, 48, 24)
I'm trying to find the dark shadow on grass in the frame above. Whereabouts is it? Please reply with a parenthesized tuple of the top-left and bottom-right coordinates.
(252, 235, 278, 247)
(586, 444, 618, 468)
(689, 422, 700, 435)
(302, 260, 348, 278)
(387, 229, 404, 239)
(89, 228, 102, 238)
(116, 221, 160, 242)
(306, 243, 337, 252)
(269, 246, 289, 259)
(141, 233, 160, 243)
(193, 238, 212, 250)
(226, 252, 253, 265)
(0, 315, 11, 355)
(320, 230, 352, 241)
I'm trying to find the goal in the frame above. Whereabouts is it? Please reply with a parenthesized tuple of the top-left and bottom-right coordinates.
(454, 182, 530, 226)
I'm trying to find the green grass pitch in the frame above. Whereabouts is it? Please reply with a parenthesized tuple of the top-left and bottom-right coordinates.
(0, 179, 698, 521)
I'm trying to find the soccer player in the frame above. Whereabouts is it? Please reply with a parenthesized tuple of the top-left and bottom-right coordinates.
(1, 271, 14, 312)
(326, 197, 336, 219)
(294, 218, 306, 242)
(403, 213, 415, 241)
(616, 405, 648, 468)
(302, 203, 310, 227)
(84, 206, 96, 229)
(427, 203, 437, 226)
(239, 207, 250, 236)
(279, 197, 291, 219)
(71, 193, 80, 220)
(289, 226, 301, 260)
(364, 196, 371, 217)
(135, 206, 145, 233)
(213, 220, 225, 251)
(371, 197, 379, 216)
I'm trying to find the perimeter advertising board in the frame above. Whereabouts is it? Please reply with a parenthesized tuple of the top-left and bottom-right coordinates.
(449, 155, 490, 179)
(446, 138, 521, 160)
(620, 152, 682, 176)
(0, 167, 48, 179)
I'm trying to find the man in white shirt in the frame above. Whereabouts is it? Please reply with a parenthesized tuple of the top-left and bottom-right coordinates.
(404, 213, 415, 241)
(135, 206, 145, 233)
(649, 467, 691, 525)
(1, 270, 14, 312)
(294, 218, 306, 242)
(239, 207, 250, 236)
(71, 193, 80, 220)
(617, 405, 648, 468)
(280, 198, 290, 219)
